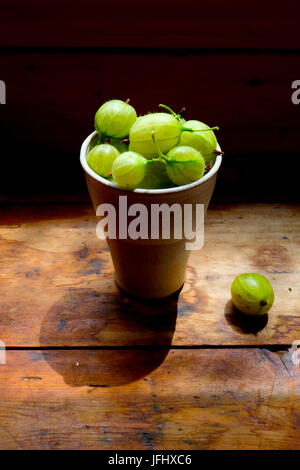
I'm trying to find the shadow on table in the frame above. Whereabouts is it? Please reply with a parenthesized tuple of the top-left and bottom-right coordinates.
(39, 286, 179, 387)
(224, 299, 268, 334)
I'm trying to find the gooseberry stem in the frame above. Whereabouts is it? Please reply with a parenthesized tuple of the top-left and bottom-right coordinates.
(158, 104, 219, 135)
(158, 104, 181, 121)
(100, 132, 107, 143)
(151, 131, 167, 161)
(125, 98, 130, 104)
(182, 126, 219, 133)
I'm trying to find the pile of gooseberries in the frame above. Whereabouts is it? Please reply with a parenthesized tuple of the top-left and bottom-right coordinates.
(87, 99, 222, 190)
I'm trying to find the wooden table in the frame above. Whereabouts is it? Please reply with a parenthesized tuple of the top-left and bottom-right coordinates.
(0, 203, 300, 449)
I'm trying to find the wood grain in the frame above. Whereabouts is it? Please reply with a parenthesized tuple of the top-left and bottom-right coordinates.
(0, 348, 299, 450)
(0, 203, 299, 347)
(0, 0, 299, 49)
(1, 53, 298, 148)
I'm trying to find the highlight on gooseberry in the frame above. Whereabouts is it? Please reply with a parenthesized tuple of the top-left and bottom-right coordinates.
(151, 132, 205, 186)
(112, 151, 148, 190)
(87, 144, 120, 177)
(95, 99, 137, 140)
(231, 273, 275, 316)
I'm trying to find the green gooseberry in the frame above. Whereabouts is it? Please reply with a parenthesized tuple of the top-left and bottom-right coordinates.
(151, 132, 205, 186)
(231, 273, 275, 316)
(112, 151, 148, 190)
(95, 99, 137, 139)
(129, 112, 182, 159)
(180, 120, 218, 164)
(87, 144, 120, 178)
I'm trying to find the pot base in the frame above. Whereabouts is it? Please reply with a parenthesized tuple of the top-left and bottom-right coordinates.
(114, 275, 185, 300)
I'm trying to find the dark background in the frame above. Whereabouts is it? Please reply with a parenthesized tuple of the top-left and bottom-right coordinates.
(0, 0, 299, 203)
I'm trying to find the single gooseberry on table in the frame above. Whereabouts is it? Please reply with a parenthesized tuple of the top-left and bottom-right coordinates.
(231, 273, 275, 316)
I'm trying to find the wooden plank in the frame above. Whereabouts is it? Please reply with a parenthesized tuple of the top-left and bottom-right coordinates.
(1, 53, 298, 145)
(0, 204, 299, 347)
(1, 52, 300, 202)
(0, 1, 299, 49)
(0, 348, 299, 450)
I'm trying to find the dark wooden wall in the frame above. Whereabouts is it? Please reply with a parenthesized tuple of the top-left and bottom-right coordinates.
(1, 1, 300, 202)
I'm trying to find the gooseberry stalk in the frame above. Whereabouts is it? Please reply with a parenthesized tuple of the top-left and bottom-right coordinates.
(158, 104, 182, 122)
(151, 131, 167, 162)
(151, 132, 202, 165)
(158, 104, 219, 133)
(151, 132, 206, 186)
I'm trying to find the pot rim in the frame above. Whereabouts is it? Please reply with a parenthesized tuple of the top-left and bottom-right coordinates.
(80, 131, 222, 195)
